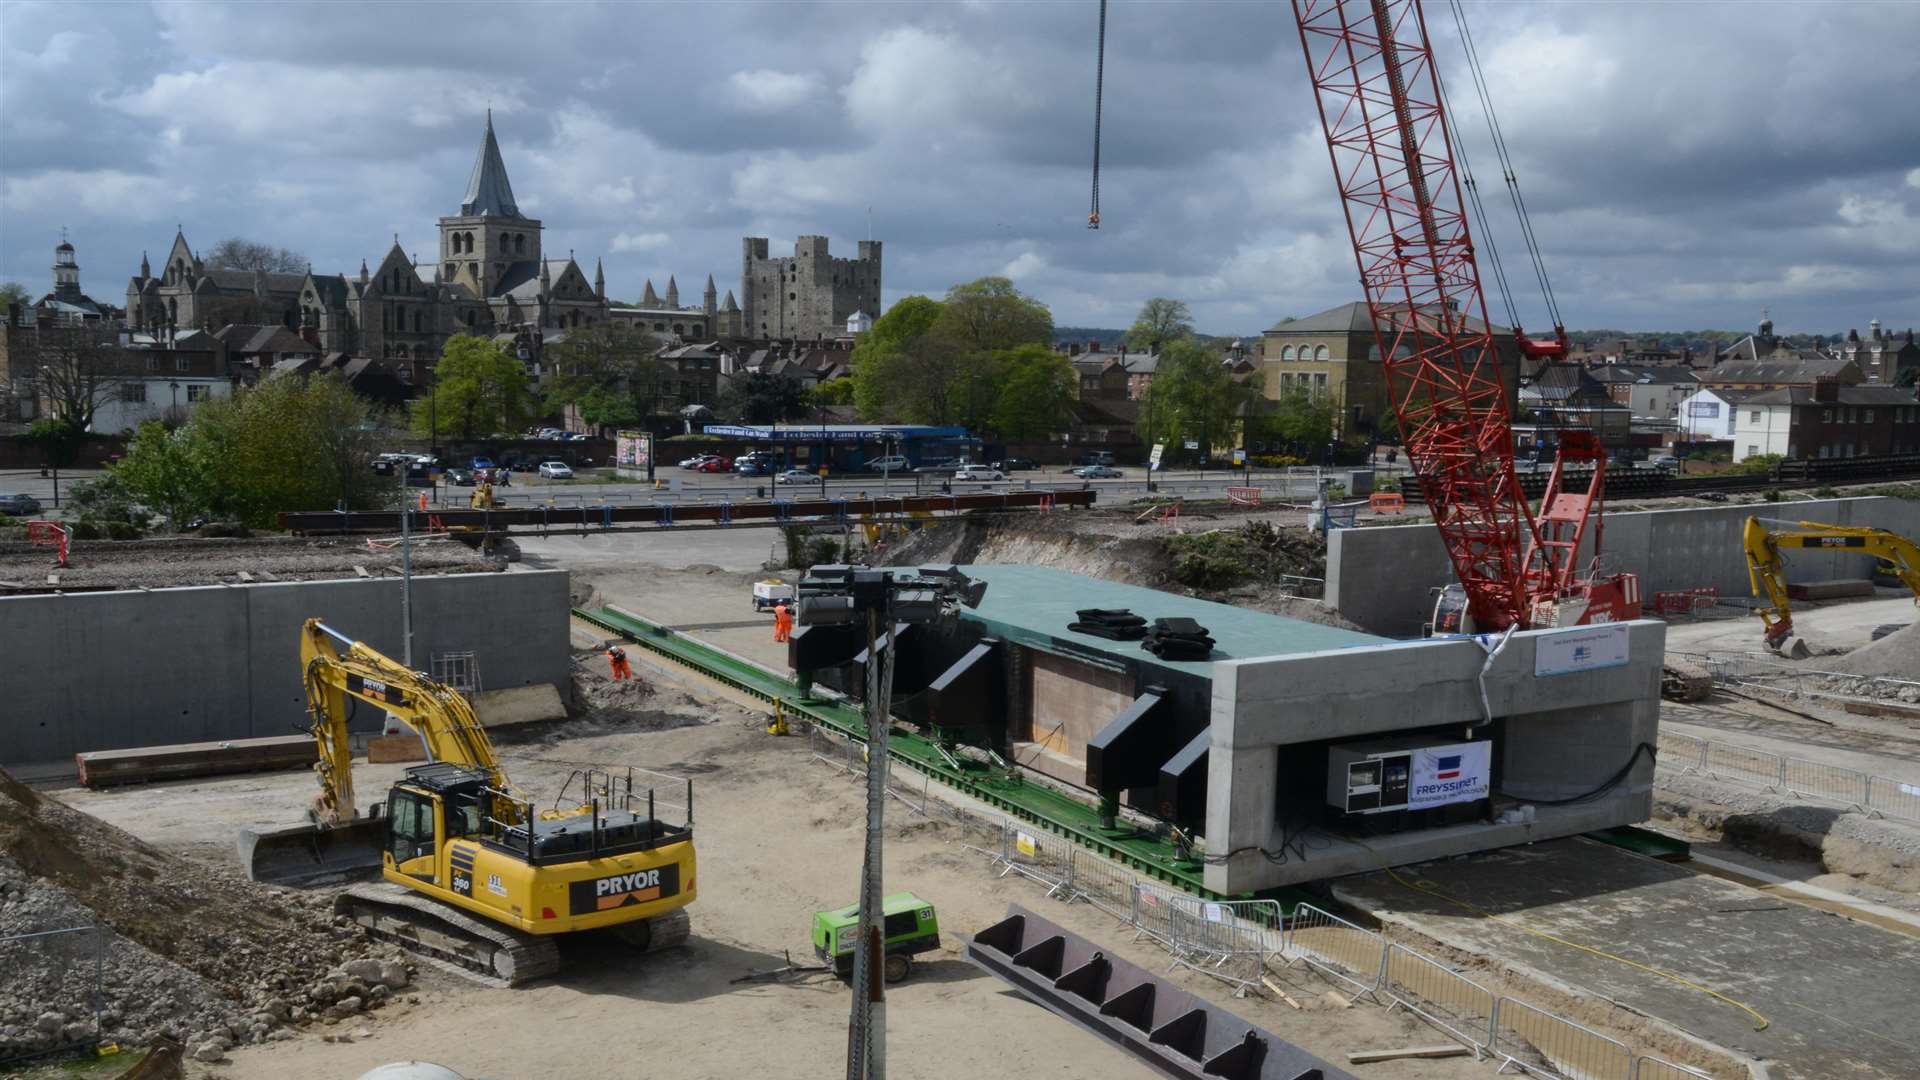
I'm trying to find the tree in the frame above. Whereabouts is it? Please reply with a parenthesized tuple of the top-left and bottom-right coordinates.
(0, 281, 30, 309)
(807, 378, 855, 407)
(720, 371, 810, 425)
(989, 345, 1076, 441)
(412, 333, 536, 441)
(116, 374, 396, 527)
(1138, 338, 1254, 460)
(541, 323, 664, 431)
(850, 296, 946, 421)
(1262, 385, 1339, 449)
(933, 277, 1053, 353)
(1128, 298, 1194, 353)
(20, 325, 129, 431)
(205, 237, 307, 274)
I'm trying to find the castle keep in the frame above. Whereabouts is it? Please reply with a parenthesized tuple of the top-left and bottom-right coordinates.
(740, 236, 881, 340)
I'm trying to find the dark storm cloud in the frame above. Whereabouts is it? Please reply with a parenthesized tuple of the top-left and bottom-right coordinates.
(1, 0, 1915, 334)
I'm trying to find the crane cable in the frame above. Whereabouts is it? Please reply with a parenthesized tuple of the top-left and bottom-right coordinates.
(1432, 62, 1521, 333)
(1447, 0, 1562, 331)
(1088, 0, 1106, 229)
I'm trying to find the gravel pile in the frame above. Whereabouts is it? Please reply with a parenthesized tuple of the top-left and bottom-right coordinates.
(1823, 620, 1920, 680)
(0, 768, 403, 1064)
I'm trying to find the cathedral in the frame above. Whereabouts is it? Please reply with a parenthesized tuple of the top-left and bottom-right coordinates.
(124, 112, 612, 366)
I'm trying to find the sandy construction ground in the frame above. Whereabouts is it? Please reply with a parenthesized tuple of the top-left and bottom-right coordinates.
(54, 681, 1478, 1080)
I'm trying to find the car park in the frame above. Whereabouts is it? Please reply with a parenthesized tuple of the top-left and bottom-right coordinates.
(0, 494, 44, 516)
(1072, 465, 1122, 479)
(953, 465, 1006, 482)
(774, 468, 819, 485)
(537, 461, 574, 479)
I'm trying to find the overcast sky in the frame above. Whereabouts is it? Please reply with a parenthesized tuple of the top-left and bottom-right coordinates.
(3, 0, 1916, 338)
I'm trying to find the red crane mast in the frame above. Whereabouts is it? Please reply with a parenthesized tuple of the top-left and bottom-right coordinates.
(1291, 0, 1637, 632)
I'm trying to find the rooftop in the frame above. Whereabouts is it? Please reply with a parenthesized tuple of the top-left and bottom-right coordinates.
(955, 564, 1385, 678)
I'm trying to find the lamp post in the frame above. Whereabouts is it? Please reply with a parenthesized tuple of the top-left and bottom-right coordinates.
(795, 566, 986, 1080)
(169, 380, 180, 426)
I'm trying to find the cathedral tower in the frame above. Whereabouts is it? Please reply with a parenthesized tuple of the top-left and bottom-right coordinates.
(437, 111, 542, 298)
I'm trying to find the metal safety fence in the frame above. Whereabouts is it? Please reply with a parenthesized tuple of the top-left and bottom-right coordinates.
(958, 818, 1733, 1079)
(1493, 997, 1634, 1080)
(0, 924, 106, 1065)
(1684, 651, 1920, 709)
(1656, 726, 1920, 823)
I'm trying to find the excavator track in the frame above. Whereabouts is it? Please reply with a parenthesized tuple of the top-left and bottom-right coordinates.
(335, 883, 692, 988)
(336, 882, 560, 988)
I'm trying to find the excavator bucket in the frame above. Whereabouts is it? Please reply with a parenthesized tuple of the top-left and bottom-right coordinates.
(239, 817, 385, 885)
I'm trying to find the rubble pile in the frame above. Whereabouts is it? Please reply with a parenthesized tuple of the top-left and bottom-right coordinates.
(1822, 620, 1920, 686)
(0, 768, 403, 1063)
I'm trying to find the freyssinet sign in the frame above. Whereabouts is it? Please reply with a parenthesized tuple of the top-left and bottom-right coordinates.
(1408, 741, 1491, 810)
(1533, 622, 1631, 677)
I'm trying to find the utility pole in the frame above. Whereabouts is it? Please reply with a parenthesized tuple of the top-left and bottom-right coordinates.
(400, 502, 414, 668)
(795, 566, 986, 1080)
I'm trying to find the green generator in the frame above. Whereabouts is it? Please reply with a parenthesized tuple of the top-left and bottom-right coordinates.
(811, 892, 941, 983)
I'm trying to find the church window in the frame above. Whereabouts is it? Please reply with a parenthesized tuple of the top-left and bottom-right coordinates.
(789, 293, 796, 301)
(414, 310, 423, 332)
(655, 322, 665, 332)
(672, 323, 684, 336)
(1314, 345, 1330, 361)
(468, 262, 478, 278)
(1280, 346, 1294, 361)
(515, 235, 526, 255)
(446, 262, 456, 280)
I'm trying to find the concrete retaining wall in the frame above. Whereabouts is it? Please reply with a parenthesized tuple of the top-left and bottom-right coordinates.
(1328, 496, 1920, 636)
(1203, 620, 1664, 894)
(0, 569, 571, 767)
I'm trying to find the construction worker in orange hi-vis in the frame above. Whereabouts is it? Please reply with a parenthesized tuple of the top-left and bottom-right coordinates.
(607, 645, 632, 681)
(773, 600, 794, 643)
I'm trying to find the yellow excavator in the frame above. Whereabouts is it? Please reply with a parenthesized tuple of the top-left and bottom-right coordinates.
(1743, 516, 1920, 654)
(240, 619, 696, 985)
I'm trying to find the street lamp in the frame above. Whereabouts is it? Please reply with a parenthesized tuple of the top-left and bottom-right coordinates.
(795, 565, 986, 1080)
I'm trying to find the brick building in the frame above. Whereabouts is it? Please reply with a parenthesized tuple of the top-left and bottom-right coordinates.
(1735, 382, 1920, 462)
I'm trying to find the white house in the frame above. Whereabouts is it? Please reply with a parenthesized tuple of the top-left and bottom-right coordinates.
(1677, 387, 1769, 443)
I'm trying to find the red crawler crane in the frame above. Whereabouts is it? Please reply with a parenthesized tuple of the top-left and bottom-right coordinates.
(1290, 0, 1638, 633)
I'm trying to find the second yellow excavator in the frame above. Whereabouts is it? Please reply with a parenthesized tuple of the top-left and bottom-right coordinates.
(240, 619, 696, 985)
(1743, 516, 1920, 654)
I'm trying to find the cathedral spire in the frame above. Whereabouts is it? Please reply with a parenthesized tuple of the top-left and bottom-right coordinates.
(703, 273, 717, 316)
(665, 275, 679, 308)
(594, 258, 605, 299)
(460, 108, 520, 217)
(140, 250, 151, 279)
(642, 278, 659, 306)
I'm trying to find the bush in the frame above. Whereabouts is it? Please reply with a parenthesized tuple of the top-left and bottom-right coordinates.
(806, 537, 841, 566)
(1249, 454, 1305, 469)
(1729, 453, 1784, 476)
(1814, 484, 1837, 498)
(1764, 488, 1782, 502)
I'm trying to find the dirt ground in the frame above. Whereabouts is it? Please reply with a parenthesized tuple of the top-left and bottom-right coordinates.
(50, 685, 1482, 1080)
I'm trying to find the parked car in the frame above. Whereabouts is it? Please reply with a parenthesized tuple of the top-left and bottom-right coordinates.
(537, 461, 574, 479)
(1648, 454, 1680, 472)
(995, 458, 1037, 471)
(953, 465, 1006, 482)
(1072, 465, 1123, 479)
(914, 458, 960, 475)
(470, 456, 496, 471)
(734, 456, 772, 476)
(695, 457, 734, 473)
(680, 453, 717, 469)
(774, 468, 819, 485)
(864, 455, 911, 473)
(446, 467, 476, 486)
(0, 494, 43, 516)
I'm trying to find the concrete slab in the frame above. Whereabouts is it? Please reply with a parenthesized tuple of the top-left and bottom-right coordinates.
(1333, 837, 1920, 1079)
(956, 563, 1385, 677)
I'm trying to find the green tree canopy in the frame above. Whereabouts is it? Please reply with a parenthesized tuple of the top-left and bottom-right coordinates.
(989, 345, 1077, 441)
(413, 333, 537, 441)
(851, 296, 946, 422)
(0, 281, 30, 309)
(540, 323, 663, 431)
(1127, 298, 1194, 353)
(806, 378, 855, 407)
(933, 276, 1053, 353)
(116, 374, 396, 528)
(1139, 338, 1256, 460)
(720, 371, 811, 424)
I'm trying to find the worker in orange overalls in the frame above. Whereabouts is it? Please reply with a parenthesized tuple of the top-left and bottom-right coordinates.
(607, 645, 632, 681)
(773, 600, 794, 644)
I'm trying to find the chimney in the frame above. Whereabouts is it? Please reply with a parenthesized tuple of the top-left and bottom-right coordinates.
(1088, 340, 1100, 352)
(1870, 318, 1882, 341)
(1812, 377, 1840, 403)
(1068, 343, 1081, 356)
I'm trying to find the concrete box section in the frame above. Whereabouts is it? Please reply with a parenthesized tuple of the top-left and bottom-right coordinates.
(0, 569, 571, 767)
(1203, 619, 1664, 895)
(1327, 495, 1920, 635)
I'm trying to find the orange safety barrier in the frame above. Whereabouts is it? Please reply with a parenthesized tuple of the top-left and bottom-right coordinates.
(27, 520, 70, 567)
(1369, 492, 1406, 514)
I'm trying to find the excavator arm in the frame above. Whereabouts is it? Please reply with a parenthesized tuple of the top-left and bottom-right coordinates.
(242, 620, 522, 884)
(1743, 517, 1920, 650)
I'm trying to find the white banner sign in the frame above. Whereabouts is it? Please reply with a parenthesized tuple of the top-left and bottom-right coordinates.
(1149, 443, 1165, 471)
(1408, 741, 1492, 810)
(1534, 622, 1631, 677)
